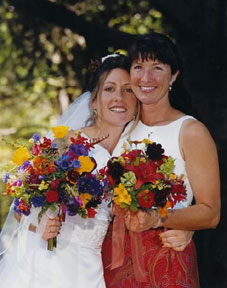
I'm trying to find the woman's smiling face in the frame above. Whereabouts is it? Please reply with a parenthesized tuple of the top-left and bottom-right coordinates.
(130, 57, 178, 105)
(94, 68, 138, 128)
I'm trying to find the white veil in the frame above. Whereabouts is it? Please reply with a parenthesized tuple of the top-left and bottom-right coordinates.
(0, 91, 92, 256)
(48, 91, 92, 137)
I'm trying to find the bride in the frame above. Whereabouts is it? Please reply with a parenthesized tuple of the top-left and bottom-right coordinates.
(0, 54, 138, 288)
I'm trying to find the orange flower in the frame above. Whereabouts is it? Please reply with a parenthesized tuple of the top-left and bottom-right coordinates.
(33, 156, 56, 175)
(158, 200, 172, 218)
(5, 183, 13, 195)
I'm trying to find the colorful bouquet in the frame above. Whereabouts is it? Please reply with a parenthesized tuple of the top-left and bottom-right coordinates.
(2, 126, 106, 250)
(102, 138, 187, 219)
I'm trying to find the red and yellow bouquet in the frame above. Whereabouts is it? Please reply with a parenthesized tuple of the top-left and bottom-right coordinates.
(2, 126, 106, 249)
(103, 138, 187, 218)
(101, 138, 187, 281)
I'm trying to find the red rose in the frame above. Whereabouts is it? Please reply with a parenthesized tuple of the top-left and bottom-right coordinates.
(87, 208, 97, 218)
(32, 144, 41, 156)
(40, 137, 52, 150)
(50, 179, 63, 190)
(171, 183, 186, 194)
(170, 183, 187, 204)
(46, 190, 59, 203)
(137, 189, 155, 208)
(122, 150, 142, 161)
(107, 175, 116, 186)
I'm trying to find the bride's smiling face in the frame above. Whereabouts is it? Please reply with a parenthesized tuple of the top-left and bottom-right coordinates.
(94, 68, 138, 127)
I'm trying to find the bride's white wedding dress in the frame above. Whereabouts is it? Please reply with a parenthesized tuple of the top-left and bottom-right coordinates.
(0, 143, 112, 288)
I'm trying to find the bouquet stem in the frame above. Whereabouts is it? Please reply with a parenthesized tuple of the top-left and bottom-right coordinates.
(47, 236, 57, 251)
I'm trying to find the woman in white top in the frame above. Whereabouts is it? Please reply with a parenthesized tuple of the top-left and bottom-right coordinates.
(0, 54, 138, 288)
(103, 32, 220, 288)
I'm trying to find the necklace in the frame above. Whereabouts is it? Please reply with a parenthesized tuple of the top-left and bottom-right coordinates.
(90, 133, 109, 144)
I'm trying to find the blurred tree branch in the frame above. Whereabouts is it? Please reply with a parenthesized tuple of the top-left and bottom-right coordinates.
(9, 0, 135, 54)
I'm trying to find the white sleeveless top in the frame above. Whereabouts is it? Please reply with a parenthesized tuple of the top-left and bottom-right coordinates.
(113, 115, 196, 208)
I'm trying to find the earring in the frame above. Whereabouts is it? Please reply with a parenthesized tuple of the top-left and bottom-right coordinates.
(169, 84, 172, 91)
(132, 115, 136, 121)
(93, 109, 97, 117)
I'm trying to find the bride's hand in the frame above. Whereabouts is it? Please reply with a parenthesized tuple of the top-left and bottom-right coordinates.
(159, 230, 194, 251)
(41, 216, 62, 241)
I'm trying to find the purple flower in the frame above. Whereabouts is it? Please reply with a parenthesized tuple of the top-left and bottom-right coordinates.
(13, 198, 31, 216)
(27, 174, 40, 184)
(38, 175, 47, 181)
(3, 172, 10, 183)
(75, 196, 83, 207)
(13, 198, 22, 215)
(55, 154, 72, 171)
(77, 176, 104, 196)
(32, 133, 40, 143)
(65, 198, 80, 216)
(30, 196, 46, 207)
(71, 159, 80, 169)
(68, 144, 88, 157)
(18, 161, 31, 172)
(12, 179, 22, 187)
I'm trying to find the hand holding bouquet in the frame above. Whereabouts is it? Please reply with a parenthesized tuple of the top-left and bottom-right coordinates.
(2, 126, 106, 250)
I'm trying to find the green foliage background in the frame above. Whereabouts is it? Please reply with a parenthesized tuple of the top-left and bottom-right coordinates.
(0, 0, 166, 227)
(1, 1, 227, 287)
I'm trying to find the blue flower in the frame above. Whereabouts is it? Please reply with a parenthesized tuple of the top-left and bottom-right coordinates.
(69, 144, 88, 157)
(51, 142, 57, 149)
(65, 198, 80, 216)
(71, 159, 81, 169)
(30, 196, 46, 207)
(3, 172, 10, 183)
(18, 160, 31, 172)
(13, 198, 30, 216)
(13, 199, 22, 215)
(38, 175, 47, 181)
(55, 154, 72, 171)
(32, 133, 40, 143)
(77, 176, 104, 196)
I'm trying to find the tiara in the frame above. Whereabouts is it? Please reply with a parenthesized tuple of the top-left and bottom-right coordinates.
(101, 49, 128, 63)
(101, 53, 120, 63)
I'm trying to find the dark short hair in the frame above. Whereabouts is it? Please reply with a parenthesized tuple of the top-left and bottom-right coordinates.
(88, 54, 130, 92)
(129, 31, 181, 74)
